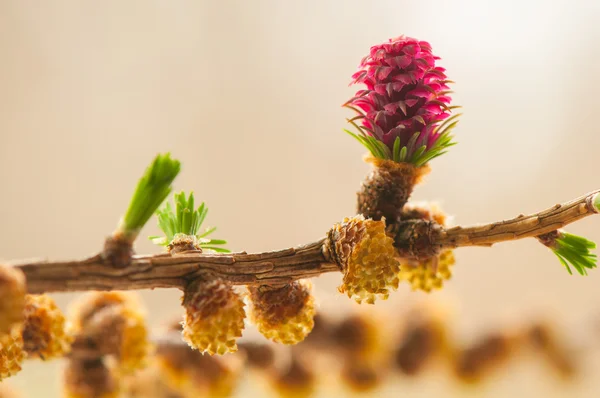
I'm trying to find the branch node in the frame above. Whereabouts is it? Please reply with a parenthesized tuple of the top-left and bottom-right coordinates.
(102, 236, 134, 268)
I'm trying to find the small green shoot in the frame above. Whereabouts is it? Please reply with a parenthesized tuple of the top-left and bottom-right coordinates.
(150, 191, 229, 253)
(119, 153, 181, 241)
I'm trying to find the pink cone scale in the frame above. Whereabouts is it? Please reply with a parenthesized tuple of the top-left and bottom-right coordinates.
(345, 36, 459, 166)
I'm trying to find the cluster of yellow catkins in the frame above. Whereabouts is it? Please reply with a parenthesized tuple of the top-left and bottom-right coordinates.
(1, 265, 71, 381)
(330, 205, 455, 304)
(64, 292, 151, 397)
(1, 198, 457, 398)
(175, 230, 317, 356)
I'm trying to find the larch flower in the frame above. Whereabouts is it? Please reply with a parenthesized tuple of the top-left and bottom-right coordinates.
(270, 353, 316, 398)
(399, 250, 455, 292)
(331, 313, 382, 360)
(22, 294, 72, 360)
(397, 203, 456, 292)
(68, 292, 150, 374)
(248, 280, 315, 345)
(394, 310, 449, 376)
(0, 325, 25, 381)
(346, 36, 459, 166)
(155, 335, 244, 397)
(327, 216, 400, 304)
(182, 279, 246, 355)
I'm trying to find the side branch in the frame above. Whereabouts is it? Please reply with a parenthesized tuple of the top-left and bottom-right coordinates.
(15, 240, 338, 294)
(437, 190, 600, 248)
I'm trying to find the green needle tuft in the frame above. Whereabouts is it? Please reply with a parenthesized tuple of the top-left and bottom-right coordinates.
(551, 231, 597, 275)
(119, 153, 181, 241)
(150, 191, 229, 253)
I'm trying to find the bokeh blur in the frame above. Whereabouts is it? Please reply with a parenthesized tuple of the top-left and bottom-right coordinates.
(1, 0, 600, 396)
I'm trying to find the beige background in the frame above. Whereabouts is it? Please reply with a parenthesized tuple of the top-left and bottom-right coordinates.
(2, 0, 600, 396)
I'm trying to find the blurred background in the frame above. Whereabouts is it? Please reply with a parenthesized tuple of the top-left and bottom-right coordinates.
(1, 0, 600, 396)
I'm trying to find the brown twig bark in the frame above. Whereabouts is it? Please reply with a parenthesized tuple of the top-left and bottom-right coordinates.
(8, 190, 600, 295)
(15, 240, 336, 294)
(435, 190, 600, 248)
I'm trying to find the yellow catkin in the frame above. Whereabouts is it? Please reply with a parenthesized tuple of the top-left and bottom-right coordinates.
(0, 265, 26, 335)
(63, 359, 119, 398)
(398, 250, 455, 292)
(335, 216, 400, 304)
(249, 280, 315, 345)
(115, 305, 151, 374)
(68, 292, 150, 374)
(155, 339, 244, 397)
(205, 358, 244, 398)
(155, 357, 190, 392)
(340, 361, 382, 393)
(69, 292, 138, 332)
(0, 326, 25, 381)
(182, 279, 246, 355)
(332, 313, 382, 361)
(122, 361, 184, 398)
(271, 355, 316, 398)
(397, 202, 455, 292)
(22, 294, 72, 360)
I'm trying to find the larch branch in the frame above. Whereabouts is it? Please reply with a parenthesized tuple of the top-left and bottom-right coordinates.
(15, 240, 337, 295)
(436, 190, 600, 248)
(7, 191, 600, 295)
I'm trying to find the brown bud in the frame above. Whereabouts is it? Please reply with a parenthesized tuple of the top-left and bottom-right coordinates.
(357, 156, 429, 224)
(400, 201, 448, 225)
(102, 235, 134, 267)
(168, 234, 202, 254)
